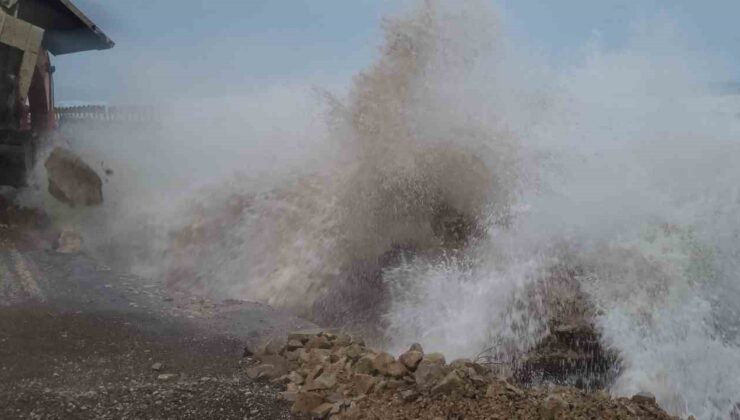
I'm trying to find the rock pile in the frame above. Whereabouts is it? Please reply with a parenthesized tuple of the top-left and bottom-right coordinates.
(244, 330, 677, 420)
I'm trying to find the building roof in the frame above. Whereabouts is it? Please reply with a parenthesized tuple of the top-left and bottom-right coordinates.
(18, 0, 113, 55)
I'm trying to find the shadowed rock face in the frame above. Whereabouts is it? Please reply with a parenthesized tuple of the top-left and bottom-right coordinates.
(513, 265, 620, 391)
(516, 321, 620, 391)
(44, 147, 103, 207)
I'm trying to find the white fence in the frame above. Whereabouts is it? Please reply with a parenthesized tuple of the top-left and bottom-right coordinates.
(55, 105, 160, 124)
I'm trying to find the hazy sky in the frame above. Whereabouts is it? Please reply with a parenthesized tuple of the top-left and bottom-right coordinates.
(54, 0, 740, 103)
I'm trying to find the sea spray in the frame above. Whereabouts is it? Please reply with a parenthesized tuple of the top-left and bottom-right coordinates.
(36, 1, 740, 418)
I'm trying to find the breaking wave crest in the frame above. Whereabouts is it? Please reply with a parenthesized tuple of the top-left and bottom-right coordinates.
(164, 2, 526, 319)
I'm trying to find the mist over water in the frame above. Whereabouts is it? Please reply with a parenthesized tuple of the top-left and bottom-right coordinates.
(35, 1, 740, 418)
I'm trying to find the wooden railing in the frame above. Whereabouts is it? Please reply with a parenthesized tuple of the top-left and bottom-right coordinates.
(55, 105, 160, 124)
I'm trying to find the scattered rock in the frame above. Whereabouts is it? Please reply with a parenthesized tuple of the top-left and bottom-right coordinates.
(305, 372, 336, 391)
(310, 402, 334, 419)
(302, 349, 331, 367)
(271, 374, 292, 385)
(150, 362, 164, 372)
(288, 329, 324, 344)
(325, 392, 344, 403)
(260, 337, 286, 356)
(385, 379, 405, 390)
(286, 339, 303, 351)
(376, 379, 387, 391)
(56, 228, 83, 254)
(305, 335, 332, 350)
(469, 362, 489, 376)
(242, 345, 254, 357)
(423, 353, 446, 365)
(431, 371, 466, 396)
(504, 382, 524, 397)
(342, 343, 364, 360)
(467, 368, 487, 387)
(371, 352, 395, 376)
(242, 330, 674, 420)
(632, 391, 657, 405)
(290, 391, 325, 415)
(256, 354, 288, 372)
(485, 384, 498, 398)
(352, 374, 376, 395)
(287, 371, 304, 385)
(156, 374, 177, 381)
(246, 364, 283, 380)
(353, 355, 374, 375)
(305, 365, 324, 381)
(333, 334, 352, 347)
(285, 350, 300, 362)
(449, 358, 473, 370)
(399, 350, 423, 371)
(279, 391, 298, 402)
(400, 388, 419, 402)
(540, 394, 569, 419)
(330, 401, 344, 415)
(594, 390, 610, 400)
(386, 361, 408, 379)
(414, 358, 447, 389)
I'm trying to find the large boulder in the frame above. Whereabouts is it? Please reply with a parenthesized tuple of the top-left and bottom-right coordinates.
(399, 350, 423, 371)
(353, 355, 374, 375)
(385, 361, 408, 378)
(414, 356, 447, 389)
(44, 147, 103, 207)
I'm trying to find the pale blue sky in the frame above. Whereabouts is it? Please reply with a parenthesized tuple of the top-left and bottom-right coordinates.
(55, 0, 740, 103)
